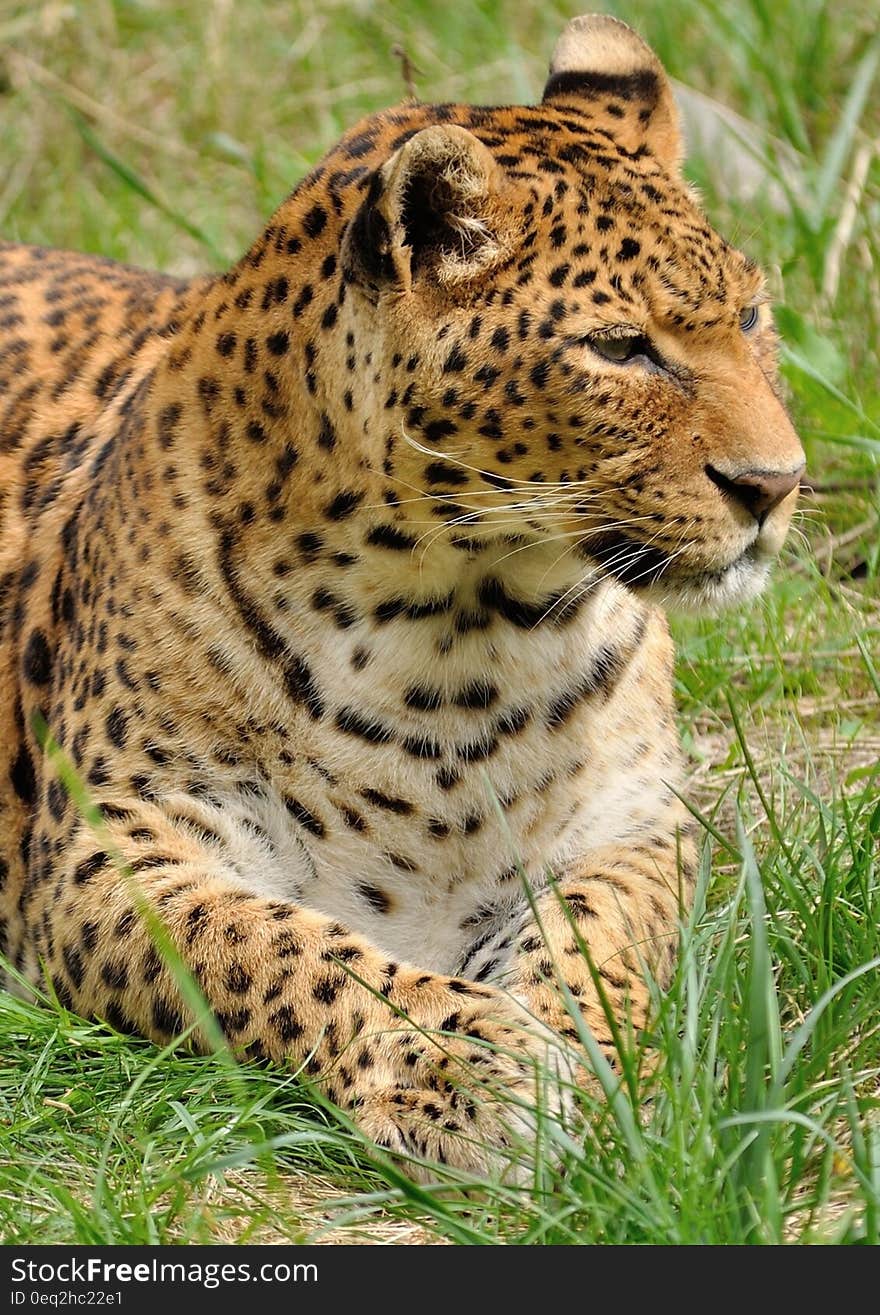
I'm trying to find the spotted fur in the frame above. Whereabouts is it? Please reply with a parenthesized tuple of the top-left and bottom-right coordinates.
(0, 15, 803, 1179)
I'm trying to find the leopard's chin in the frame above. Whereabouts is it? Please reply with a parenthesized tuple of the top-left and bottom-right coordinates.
(641, 545, 774, 614)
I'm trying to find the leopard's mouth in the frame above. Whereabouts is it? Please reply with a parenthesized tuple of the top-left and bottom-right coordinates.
(583, 532, 772, 611)
(583, 533, 673, 588)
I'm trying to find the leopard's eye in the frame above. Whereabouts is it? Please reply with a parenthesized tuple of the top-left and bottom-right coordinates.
(739, 304, 760, 333)
(588, 333, 647, 365)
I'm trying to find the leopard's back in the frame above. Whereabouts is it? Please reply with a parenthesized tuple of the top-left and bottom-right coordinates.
(0, 244, 204, 911)
(0, 241, 206, 544)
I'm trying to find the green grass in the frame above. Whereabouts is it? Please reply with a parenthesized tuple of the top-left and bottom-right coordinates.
(0, 0, 878, 1245)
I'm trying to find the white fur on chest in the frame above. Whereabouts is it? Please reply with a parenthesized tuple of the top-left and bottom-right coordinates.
(200, 577, 674, 972)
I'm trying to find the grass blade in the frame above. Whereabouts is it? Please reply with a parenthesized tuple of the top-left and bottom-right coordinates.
(69, 109, 227, 265)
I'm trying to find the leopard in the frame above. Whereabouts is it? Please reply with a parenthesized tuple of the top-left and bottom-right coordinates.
(0, 14, 804, 1181)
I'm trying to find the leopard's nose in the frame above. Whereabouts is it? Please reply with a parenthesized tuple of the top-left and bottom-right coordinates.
(706, 463, 804, 525)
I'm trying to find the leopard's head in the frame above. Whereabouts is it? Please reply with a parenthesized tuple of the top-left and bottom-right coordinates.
(338, 13, 804, 610)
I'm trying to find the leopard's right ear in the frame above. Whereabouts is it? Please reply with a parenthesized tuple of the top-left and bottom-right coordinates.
(542, 14, 682, 172)
(341, 124, 512, 298)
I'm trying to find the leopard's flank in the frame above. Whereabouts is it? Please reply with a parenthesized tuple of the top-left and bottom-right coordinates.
(0, 15, 804, 1179)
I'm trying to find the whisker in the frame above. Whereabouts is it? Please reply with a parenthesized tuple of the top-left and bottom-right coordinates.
(555, 519, 697, 610)
(399, 423, 598, 492)
(489, 514, 658, 571)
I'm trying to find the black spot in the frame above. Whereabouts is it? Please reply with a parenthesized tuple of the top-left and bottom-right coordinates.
(225, 963, 253, 995)
(185, 904, 209, 944)
(357, 883, 392, 914)
(530, 360, 550, 390)
(317, 414, 337, 450)
(11, 743, 36, 804)
(276, 443, 299, 476)
(101, 803, 130, 823)
(303, 205, 328, 238)
(23, 630, 52, 685)
(424, 418, 458, 444)
(366, 523, 417, 551)
(80, 921, 99, 953)
(374, 593, 452, 623)
(402, 734, 442, 760)
(284, 796, 326, 838)
(297, 531, 324, 561)
(270, 1005, 304, 1042)
(62, 944, 84, 990)
(324, 490, 364, 520)
(565, 892, 598, 920)
(477, 576, 570, 629)
(106, 706, 129, 749)
(47, 779, 67, 822)
(404, 685, 443, 712)
(51, 976, 74, 1011)
(496, 705, 530, 736)
(313, 974, 346, 1005)
(453, 680, 497, 709)
(424, 461, 468, 486)
(104, 1001, 137, 1034)
(266, 330, 290, 356)
(157, 402, 182, 449)
(115, 911, 136, 938)
(456, 736, 497, 764)
(340, 805, 367, 832)
(361, 788, 412, 815)
(285, 655, 325, 721)
(335, 707, 393, 745)
(101, 960, 128, 990)
(217, 1009, 252, 1036)
(292, 285, 314, 316)
(197, 376, 220, 413)
(329, 944, 362, 964)
(152, 999, 184, 1037)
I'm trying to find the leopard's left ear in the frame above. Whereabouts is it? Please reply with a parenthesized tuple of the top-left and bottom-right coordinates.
(342, 125, 513, 299)
(542, 14, 682, 172)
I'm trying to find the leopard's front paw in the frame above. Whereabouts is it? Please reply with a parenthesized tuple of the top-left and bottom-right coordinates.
(353, 999, 577, 1182)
